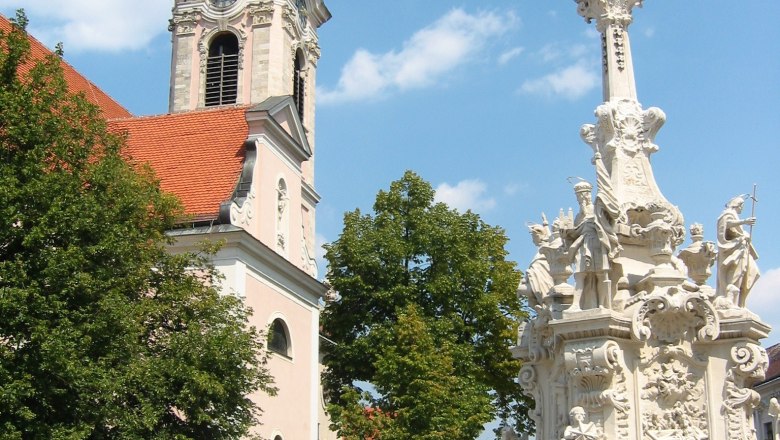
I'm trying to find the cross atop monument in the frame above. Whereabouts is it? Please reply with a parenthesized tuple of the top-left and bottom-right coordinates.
(575, 0, 642, 102)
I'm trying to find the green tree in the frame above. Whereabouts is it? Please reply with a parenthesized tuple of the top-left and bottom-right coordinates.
(322, 171, 529, 439)
(0, 12, 274, 439)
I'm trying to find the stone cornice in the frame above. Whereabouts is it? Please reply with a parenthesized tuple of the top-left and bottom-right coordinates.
(167, 225, 327, 306)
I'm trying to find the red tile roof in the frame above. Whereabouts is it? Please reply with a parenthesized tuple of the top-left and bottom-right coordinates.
(0, 14, 132, 120)
(109, 107, 250, 220)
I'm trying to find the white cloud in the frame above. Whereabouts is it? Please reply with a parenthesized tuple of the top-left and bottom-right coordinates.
(747, 267, 780, 338)
(503, 182, 527, 196)
(519, 60, 599, 100)
(498, 46, 524, 65)
(537, 43, 563, 63)
(434, 179, 496, 213)
(2, 0, 170, 52)
(644, 27, 656, 38)
(583, 27, 600, 40)
(318, 9, 515, 104)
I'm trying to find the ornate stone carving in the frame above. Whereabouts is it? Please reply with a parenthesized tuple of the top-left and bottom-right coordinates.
(575, 0, 643, 32)
(198, 26, 248, 73)
(276, 181, 289, 253)
(562, 406, 604, 440)
(248, 3, 274, 26)
(716, 194, 760, 308)
(513, 3, 771, 440)
(580, 99, 684, 245)
(282, 4, 299, 37)
(519, 365, 542, 429)
(722, 343, 767, 439)
(561, 181, 620, 311)
(519, 219, 555, 309)
(304, 37, 322, 63)
(229, 187, 255, 227)
(612, 28, 626, 71)
(564, 340, 628, 413)
(640, 345, 709, 440)
(301, 225, 318, 278)
(632, 290, 719, 343)
(169, 11, 201, 35)
(678, 223, 717, 286)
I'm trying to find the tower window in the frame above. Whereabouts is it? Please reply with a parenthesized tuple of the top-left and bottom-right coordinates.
(205, 33, 239, 107)
(292, 49, 305, 120)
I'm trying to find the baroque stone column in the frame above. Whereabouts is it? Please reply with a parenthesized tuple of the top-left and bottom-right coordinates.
(513, 2, 770, 439)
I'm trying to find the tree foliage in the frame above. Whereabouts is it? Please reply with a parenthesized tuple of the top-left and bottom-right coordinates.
(0, 11, 274, 439)
(322, 171, 529, 438)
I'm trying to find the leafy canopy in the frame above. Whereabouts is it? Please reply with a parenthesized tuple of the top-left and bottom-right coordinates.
(0, 11, 274, 439)
(322, 171, 530, 438)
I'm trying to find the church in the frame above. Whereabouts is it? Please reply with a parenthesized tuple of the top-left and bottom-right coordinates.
(3, 0, 337, 439)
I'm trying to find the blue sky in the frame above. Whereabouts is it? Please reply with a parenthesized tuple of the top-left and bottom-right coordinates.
(3, 0, 779, 422)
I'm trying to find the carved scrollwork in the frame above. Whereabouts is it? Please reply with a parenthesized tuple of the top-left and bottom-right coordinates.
(230, 187, 256, 227)
(519, 365, 542, 428)
(632, 291, 719, 343)
(564, 340, 628, 414)
(731, 343, 768, 383)
(723, 369, 761, 440)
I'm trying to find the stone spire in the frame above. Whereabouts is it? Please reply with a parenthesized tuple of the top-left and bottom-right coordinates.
(574, 0, 684, 282)
(575, 0, 642, 102)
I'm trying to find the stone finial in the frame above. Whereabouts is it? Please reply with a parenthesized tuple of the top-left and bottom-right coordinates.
(678, 223, 716, 286)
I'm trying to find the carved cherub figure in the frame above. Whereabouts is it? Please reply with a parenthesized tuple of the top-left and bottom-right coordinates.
(716, 195, 760, 307)
(561, 406, 599, 440)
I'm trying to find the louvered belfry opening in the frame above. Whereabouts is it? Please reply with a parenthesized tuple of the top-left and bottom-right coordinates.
(205, 33, 239, 107)
(292, 49, 305, 120)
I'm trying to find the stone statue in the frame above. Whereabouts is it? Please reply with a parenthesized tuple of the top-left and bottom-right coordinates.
(716, 195, 759, 307)
(768, 397, 780, 440)
(562, 181, 618, 310)
(562, 406, 600, 440)
(518, 220, 555, 310)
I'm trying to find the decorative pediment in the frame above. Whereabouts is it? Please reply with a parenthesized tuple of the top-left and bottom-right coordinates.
(246, 95, 312, 161)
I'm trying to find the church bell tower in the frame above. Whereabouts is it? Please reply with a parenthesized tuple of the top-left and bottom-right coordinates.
(168, 0, 330, 134)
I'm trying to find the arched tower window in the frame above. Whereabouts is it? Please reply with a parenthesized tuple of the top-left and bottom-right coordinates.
(205, 33, 239, 107)
(292, 49, 306, 120)
(269, 319, 290, 357)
